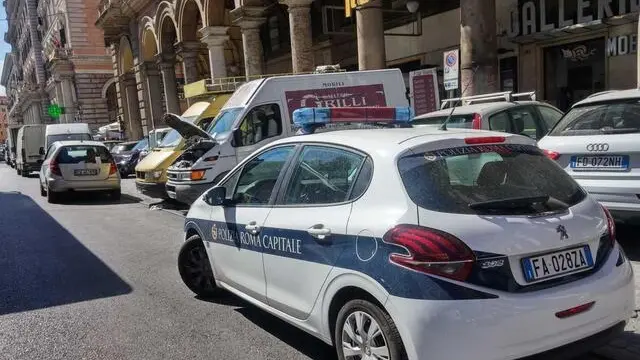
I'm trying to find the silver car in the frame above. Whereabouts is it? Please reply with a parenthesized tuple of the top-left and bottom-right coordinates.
(413, 92, 563, 141)
(538, 89, 640, 220)
(39, 141, 121, 203)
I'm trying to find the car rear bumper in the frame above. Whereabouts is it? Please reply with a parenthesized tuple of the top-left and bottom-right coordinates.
(166, 181, 212, 205)
(386, 244, 635, 360)
(48, 177, 120, 192)
(135, 180, 167, 199)
(577, 178, 640, 214)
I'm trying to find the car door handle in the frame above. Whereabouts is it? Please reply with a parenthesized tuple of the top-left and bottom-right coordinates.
(307, 225, 332, 241)
(245, 222, 261, 235)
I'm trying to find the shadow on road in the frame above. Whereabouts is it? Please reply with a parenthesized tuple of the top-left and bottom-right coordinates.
(56, 191, 143, 206)
(0, 191, 132, 315)
(197, 292, 335, 359)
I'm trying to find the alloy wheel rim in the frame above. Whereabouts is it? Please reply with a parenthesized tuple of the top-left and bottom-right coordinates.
(182, 246, 214, 291)
(341, 311, 390, 360)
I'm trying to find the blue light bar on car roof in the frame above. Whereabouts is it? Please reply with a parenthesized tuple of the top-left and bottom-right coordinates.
(292, 106, 414, 134)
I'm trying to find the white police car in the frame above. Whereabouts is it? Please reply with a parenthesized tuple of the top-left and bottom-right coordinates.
(178, 107, 635, 360)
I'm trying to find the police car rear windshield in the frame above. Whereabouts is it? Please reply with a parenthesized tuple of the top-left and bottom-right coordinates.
(398, 144, 585, 215)
(550, 99, 640, 136)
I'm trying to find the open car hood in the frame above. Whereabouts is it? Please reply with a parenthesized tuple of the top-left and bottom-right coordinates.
(163, 113, 212, 141)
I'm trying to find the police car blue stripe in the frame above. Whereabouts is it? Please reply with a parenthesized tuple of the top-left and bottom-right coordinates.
(186, 218, 497, 301)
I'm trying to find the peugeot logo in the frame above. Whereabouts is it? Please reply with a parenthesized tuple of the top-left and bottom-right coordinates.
(556, 225, 569, 240)
(586, 143, 609, 152)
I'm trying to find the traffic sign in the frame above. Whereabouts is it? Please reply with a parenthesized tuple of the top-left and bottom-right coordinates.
(443, 49, 459, 91)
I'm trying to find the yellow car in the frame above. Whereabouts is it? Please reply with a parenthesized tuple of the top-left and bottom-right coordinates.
(134, 96, 230, 199)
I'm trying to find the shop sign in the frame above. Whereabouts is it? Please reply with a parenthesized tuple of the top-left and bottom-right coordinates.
(607, 34, 638, 56)
(285, 84, 387, 118)
(443, 49, 459, 91)
(561, 44, 597, 61)
(509, 0, 638, 37)
(409, 68, 440, 116)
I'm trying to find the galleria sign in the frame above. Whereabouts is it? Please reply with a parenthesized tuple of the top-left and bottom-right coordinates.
(509, 0, 640, 37)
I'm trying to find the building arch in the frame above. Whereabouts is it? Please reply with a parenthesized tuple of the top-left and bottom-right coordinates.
(204, 0, 232, 26)
(177, 0, 204, 42)
(101, 77, 118, 98)
(155, 2, 178, 52)
(118, 36, 135, 74)
(140, 17, 159, 62)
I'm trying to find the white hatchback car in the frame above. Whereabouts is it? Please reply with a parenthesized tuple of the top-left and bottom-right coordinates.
(538, 89, 640, 220)
(39, 140, 121, 203)
(413, 91, 563, 141)
(179, 107, 634, 360)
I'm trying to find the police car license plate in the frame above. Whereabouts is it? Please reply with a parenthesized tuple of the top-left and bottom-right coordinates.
(521, 245, 594, 282)
(74, 169, 98, 176)
(570, 155, 629, 171)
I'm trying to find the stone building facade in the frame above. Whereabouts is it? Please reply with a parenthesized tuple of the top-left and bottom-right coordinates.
(2, 0, 115, 132)
(0, 96, 8, 142)
(97, 0, 640, 139)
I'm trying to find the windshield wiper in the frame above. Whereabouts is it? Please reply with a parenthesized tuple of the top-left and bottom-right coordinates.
(468, 195, 550, 210)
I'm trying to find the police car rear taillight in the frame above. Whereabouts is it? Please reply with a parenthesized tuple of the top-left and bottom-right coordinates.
(383, 225, 475, 282)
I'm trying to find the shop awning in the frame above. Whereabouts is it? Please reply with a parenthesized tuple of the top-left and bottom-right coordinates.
(510, 13, 638, 44)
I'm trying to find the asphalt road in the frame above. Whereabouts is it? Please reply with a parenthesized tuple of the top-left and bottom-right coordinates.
(0, 163, 638, 360)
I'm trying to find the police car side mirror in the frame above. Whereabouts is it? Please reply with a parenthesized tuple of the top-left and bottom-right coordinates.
(204, 186, 227, 206)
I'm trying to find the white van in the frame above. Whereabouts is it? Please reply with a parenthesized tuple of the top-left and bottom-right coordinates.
(16, 124, 46, 177)
(164, 68, 409, 204)
(44, 123, 92, 150)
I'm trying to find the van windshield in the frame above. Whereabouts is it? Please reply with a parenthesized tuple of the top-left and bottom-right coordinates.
(47, 133, 92, 146)
(158, 115, 198, 148)
(208, 107, 243, 136)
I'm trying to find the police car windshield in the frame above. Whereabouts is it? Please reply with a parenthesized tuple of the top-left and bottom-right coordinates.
(550, 100, 640, 136)
(207, 107, 242, 136)
(398, 144, 585, 215)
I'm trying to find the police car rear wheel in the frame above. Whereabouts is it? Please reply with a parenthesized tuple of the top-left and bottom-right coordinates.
(335, 299, 405, 360)
(178, 235, 218, 297)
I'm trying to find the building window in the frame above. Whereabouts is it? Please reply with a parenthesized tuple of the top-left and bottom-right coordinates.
(500, 57, 518, 92)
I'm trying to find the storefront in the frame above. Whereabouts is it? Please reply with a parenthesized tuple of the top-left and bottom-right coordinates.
(510, 0, 639, 110)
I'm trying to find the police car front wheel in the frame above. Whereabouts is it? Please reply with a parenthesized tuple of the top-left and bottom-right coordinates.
(335, 299, 406, 360)
(178, 235, 218, 297)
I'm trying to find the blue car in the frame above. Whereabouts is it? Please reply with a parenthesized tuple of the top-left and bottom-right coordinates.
(111, 139, 148, 178)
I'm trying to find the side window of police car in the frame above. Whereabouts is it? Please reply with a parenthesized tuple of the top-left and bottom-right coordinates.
(224, 146, 294, 205)
(236, 104, 283, 147)
(282, 146, 366, 205)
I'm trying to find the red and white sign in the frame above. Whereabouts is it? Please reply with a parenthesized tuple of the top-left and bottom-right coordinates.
(410, 68, 440, 116)
(285, 84, 387, 118)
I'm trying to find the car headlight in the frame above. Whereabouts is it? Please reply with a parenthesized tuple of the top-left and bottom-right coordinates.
(152, 171, 163, 179)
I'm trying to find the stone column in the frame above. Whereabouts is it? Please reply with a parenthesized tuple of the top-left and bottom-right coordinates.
(143, 64, 165, 130)
(156, 55, 181, 114)
(460, 0, 498, 95)
(176, 41, 202, 85)
(232, 7, 267, 78)
(122, 73, 143, 140)
(356, 0, 385, 70)
(60, 77, 76, 124)
(200, 26, 229, 80)
(282, 0, 314, 73)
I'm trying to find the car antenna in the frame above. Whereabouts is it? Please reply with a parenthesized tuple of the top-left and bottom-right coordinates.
(440, 64, 478, 131)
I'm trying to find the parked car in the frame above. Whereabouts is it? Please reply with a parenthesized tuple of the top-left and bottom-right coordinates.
(538, 88, 640, 221)
(178, 106, 634, 360)
(39, 141, 121, 203)
(16, 124, 46, 177)
(112, 139, 148, 178)
(412, 91, 563, 141)
(5, 126, 20, 168)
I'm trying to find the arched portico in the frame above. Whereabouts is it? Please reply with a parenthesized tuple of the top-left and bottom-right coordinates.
(118, 36, 144, 140)
(155, 9, 183, 114)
